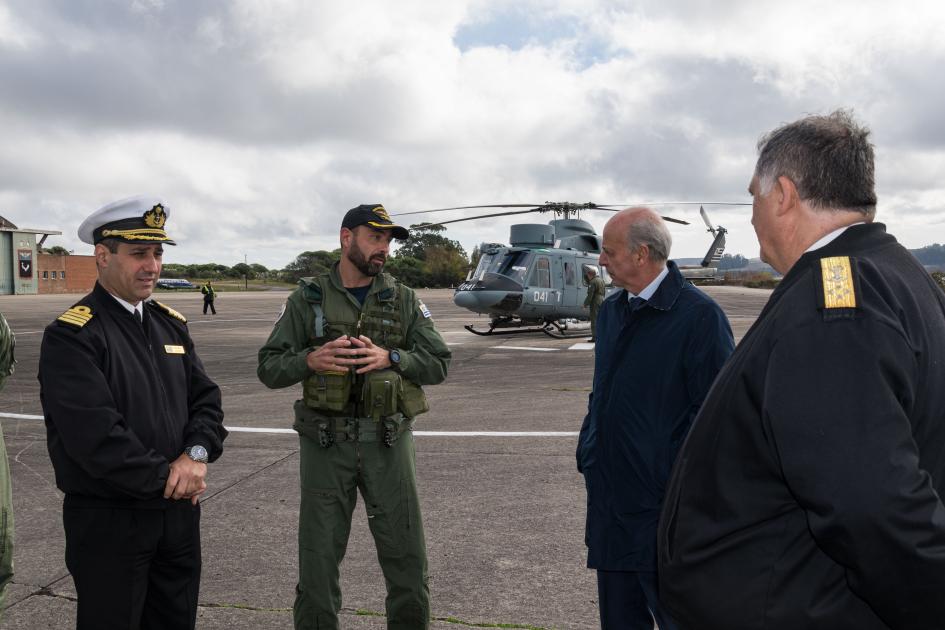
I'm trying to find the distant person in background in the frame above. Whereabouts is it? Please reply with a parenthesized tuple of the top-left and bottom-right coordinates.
(201, 279, 216, 315)
(0, 311, 15, 620)
(659, 110, 945, 629)
(583, 266, 606, 342)
(576, 207, 734, 630)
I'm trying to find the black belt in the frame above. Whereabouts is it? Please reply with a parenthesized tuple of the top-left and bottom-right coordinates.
(315, 416, 410, 448)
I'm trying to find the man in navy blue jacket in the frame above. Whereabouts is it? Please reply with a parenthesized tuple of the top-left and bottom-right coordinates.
(576, 207, 734, 630)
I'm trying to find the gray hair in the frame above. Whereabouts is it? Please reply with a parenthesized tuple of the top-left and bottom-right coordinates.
(627, 211, 672, 263)
(755, 109, 876, 217)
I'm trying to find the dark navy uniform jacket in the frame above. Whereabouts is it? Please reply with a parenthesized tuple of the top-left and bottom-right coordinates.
(576, 261, 734, 571)
(39, 282, 226, 505)
(659, 224, 945, 630)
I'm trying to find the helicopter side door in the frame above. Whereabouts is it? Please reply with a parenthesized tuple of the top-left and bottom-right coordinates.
(560, 256, 582, 315)
(525, 254, 556, 317)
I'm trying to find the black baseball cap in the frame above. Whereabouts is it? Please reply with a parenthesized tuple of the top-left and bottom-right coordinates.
(341, 204, 409, 240)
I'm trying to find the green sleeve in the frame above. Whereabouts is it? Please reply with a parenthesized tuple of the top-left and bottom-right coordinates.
(257, 290, 314, 389)
(396, 289, 451, 386)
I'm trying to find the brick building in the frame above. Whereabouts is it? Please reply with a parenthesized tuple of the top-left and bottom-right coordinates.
(37, 253, 96, 294)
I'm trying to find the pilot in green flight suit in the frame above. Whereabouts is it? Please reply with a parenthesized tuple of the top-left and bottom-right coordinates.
(0, 311, 16, 619)
(583, 267, 606, 342)
(257, 204, 451, 630)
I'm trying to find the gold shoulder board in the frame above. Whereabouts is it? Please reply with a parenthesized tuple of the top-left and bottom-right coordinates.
(149, 300, 187, 323)
(820, 256, 857, 309)
(57, 305, 94, 328)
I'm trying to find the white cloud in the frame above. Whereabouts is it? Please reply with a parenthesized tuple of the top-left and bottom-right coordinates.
(0, 0, 943, 272)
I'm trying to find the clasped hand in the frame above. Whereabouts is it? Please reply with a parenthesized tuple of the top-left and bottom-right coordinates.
(165, 454, 207, 505)
(306, 335, 391, 375)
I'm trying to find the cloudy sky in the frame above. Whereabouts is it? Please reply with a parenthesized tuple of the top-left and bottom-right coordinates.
(2, 0, 944, 269)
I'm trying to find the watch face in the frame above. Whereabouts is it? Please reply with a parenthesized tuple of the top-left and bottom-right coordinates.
(390, 349, 401, 364)
(189, 445, 209, 461)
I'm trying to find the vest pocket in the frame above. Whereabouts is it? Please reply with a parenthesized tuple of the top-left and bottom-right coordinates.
(302, 369, 351, 412)
(399, 379, 429, 418)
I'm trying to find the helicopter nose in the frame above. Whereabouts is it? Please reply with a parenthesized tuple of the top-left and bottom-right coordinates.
(454, 290, 484, 312)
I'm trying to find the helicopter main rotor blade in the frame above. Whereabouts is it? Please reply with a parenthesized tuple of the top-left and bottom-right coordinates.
(393, 204, 542, 217)
(418, 208, 545, 227)
(591, 206, 689, 225)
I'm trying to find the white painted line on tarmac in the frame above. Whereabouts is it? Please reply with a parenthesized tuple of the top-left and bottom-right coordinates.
(490, 346, 558, 352)
(187, 318, 275, 324)
(0, 414, 577, 437)
(569, 342, 595, 350)
(415, 431, 578, 437)
(0, 412, 43, 420)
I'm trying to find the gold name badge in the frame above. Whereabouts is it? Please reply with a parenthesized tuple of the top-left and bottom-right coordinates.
(164, 345, 186, 354)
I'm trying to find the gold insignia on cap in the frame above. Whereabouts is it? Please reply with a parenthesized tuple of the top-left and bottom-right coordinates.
(143, 203, 167, 229)
(371, 206, 391, 222)
(58, 305, 94, 328)
(820, 256, 857, 309)
(101, 228, 169, 241)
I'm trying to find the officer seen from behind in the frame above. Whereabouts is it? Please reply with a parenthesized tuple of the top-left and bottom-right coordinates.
(257, 204, 451, 630)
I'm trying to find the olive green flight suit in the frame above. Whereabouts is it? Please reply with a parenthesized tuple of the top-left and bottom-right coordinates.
(583, 275, 606, 341)
(0, 312, 16, 619)
(257, 263, 450, 630)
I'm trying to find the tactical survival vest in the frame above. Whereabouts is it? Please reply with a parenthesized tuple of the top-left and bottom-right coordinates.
(298, 273, 428, 419)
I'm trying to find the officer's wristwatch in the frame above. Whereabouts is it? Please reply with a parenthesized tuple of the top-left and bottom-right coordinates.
(388, 349, 402, 369)
(185, 445, 209, 463)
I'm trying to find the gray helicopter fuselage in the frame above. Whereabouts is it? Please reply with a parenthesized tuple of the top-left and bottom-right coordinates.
(454, 219, 611, 322)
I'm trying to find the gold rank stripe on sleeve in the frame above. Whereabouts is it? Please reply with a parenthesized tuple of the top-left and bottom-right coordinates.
(820, 256, 857, 309)
(57, 305, 94, 328)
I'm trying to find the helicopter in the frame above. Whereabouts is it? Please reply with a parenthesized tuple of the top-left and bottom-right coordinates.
(392, 201, 746, 338)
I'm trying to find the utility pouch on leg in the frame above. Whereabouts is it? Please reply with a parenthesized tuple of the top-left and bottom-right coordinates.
(293, 400, 335, 447)
(363, 369, 400, 422)
(382, 413, 407, 448)
(398, 379, 429, 418)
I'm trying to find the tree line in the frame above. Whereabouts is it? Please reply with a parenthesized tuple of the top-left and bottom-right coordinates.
(280, 224, 469, 287)
(160, 223, 471, 288)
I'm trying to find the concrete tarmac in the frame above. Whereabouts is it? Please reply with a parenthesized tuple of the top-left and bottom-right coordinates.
(0, 285, 770, 629)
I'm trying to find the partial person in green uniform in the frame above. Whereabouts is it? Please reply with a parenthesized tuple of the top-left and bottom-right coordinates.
(0, 311, 15, 620)
(583, 266, 606, 342)
(258, 204, 451, 630)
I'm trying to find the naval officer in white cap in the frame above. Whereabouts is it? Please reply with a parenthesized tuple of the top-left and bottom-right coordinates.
(38, 196, 227, 630)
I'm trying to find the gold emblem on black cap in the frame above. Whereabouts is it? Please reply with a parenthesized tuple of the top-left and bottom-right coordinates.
(372, 206, 392, 222)
(143, 204, 167, 229)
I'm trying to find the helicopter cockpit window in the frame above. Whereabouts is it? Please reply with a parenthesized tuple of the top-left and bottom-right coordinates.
(530, 257, 551, 288)
(494, 251, 532, 284)
(473, 253, 497, 281)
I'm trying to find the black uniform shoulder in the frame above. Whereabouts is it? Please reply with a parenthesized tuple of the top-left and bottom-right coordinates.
(147, 299, 187, 324)
(52, 295, 97, 332)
